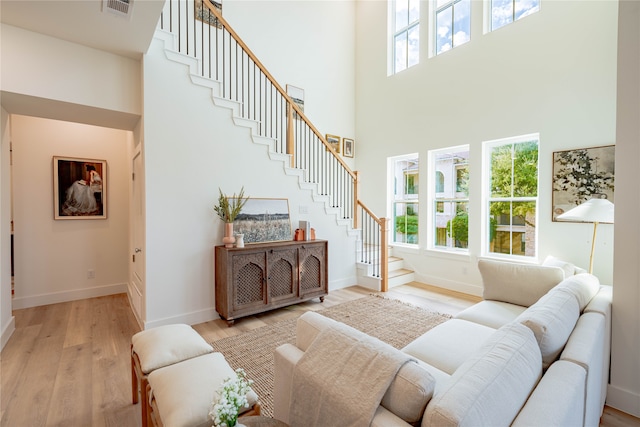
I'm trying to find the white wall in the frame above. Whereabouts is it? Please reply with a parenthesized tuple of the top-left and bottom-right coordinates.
(355, 0, 618, 292)
(142, 34, 357, 328)
(610, 0, 640, 417)
(1, 24, 141, 117)
(0, 107, 15, 349)
(11, 116, 131, 309)
(223, 0, 357, 169)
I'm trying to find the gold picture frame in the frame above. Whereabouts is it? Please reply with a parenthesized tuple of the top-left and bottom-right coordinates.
(53, 156, 107, 220)
(326, 134, 340, 153)
(343, 138, 354, 158)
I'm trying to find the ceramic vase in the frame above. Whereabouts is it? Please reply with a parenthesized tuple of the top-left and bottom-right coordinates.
(235, 233, 245, 248)
(222, 222, 236, 248)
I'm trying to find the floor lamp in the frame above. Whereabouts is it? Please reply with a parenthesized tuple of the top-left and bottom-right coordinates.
(556, 198, 614, 274)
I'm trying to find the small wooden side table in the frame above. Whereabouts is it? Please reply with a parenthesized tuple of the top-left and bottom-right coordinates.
(240, 415, 289, 427)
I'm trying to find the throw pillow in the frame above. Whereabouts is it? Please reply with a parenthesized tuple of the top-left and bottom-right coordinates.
(542, 255, 576, 278)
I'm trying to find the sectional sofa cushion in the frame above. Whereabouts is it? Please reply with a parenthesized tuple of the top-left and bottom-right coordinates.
(516, 288, 581, 368)
(542, 255, 576, 278)
(553, 273, 600, 311)
(478, 259, 565, 307)
(422, 322, 542, 427)
(402, 319, 496, 375)
(454, 300, 527, 329)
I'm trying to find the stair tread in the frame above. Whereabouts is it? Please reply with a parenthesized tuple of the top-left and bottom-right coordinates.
(388, 268, 414, 278)
(389, 256, 403, 262)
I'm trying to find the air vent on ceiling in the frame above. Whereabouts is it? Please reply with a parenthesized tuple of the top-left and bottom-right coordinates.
(103, 0, 133, 19)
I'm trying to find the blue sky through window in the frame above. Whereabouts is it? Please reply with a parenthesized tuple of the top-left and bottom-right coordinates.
(492, 0, 540, 31)
(436, 0, 470, 55)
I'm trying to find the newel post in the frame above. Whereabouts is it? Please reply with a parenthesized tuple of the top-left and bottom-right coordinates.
(353, 171, 360, 229)
(380, 217, 389, 292)
(287, 103, 295, 168)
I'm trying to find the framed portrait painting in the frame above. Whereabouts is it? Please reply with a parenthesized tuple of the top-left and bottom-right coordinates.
(343, 138, 354, 158)
(552, 145, 615, 221)
(53, 156, 107, 220)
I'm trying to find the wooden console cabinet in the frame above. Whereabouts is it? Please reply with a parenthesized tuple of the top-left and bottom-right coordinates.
(215, 240, 328, 326)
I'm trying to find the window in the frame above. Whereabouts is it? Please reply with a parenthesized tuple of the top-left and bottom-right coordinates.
(491, 0, 540, 31)
(430, 146, 469, 250)
(390, 154, 419, 244)
(392, 0, 420, 73)
(435, 0, 471, 55)
(484, 134, 539, 258)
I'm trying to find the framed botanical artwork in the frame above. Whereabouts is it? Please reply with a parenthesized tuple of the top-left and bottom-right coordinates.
(552, 145, 615, 221)
(53, 156, 107, 220)
(343, 138, 354, 158)
(286, 84, 304, 119)
(232, 198, 292, 243)
(195, 0, 222, 29)
(326, 134, 340, 153)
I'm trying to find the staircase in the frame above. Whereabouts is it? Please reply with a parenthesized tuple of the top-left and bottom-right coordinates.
(154, 0, 417, 291)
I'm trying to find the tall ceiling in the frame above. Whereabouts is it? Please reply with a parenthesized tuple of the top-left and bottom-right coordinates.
(1, 0, 166, 59)
(0, 0, 166, 130)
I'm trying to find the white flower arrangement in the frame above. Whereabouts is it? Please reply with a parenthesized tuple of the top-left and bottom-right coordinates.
(210, 368, 254, 427)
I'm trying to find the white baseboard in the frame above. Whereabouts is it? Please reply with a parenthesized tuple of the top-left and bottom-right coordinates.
(1, 315, 15, 351)
(143, 307, 219, 330)
(607, 384, 640, 418)
(414, 273, 483, 297)
(11, 283, 128, 310)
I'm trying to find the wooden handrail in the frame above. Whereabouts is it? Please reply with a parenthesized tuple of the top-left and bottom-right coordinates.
(357, 199, 384, 227)
(203, 2, 357, 180)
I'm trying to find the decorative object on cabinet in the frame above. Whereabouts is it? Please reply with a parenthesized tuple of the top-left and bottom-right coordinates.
(343, 138, 354, 158)
(214, 187, 249, 248)
(232, 198, 292, 244)
(325, 134, 340, 153)
(215, 240, 328, 326)
(552, 145, 615, 221)
(53, 156, 107, 220)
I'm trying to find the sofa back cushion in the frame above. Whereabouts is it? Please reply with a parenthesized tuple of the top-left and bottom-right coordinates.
(381, 361, 436, 425)
(553, 273, 600, 311)
(478, 259, 565, 307)
(422, 322, 542, 427)
(516, 288, 580, 369)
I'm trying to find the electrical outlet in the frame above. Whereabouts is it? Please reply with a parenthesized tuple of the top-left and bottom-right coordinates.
(299, 205, 309, 214)
(88, 269, 95, 279)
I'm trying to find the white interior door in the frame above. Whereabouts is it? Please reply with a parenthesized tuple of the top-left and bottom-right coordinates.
(131, 150, 145, 320)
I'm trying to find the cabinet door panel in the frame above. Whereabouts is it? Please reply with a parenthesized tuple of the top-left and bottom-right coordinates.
(232, 252, 266, 311)
(267, 248, 298, 302)
(299, 243, 326, 297)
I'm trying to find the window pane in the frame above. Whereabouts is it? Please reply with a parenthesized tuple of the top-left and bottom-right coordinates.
(488, 201, 536, 256)
(407, 25, 420, 68)
(435, 171, 444, 193)
(436, 6, 453, 54)
(513, 140, 538, 197)
(409, 0, 420, 23)
(513, 201, 536, 256)
(395, 0, 409, 30)
(394, 202, 419, 244)
(490, 144, 514, 198)
(395, 32, 407, 73)
(456, 166, 469, 195)
(515, 0, 540, 20)
(436, 0, 450, 9)
(492, 0, 513, 30)
(453, 0, 471, 48)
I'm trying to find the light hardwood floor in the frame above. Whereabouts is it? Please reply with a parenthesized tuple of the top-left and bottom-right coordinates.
(1, 283, 638, 427)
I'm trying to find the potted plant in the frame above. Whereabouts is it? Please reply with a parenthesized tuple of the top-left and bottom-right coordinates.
(214, 187, 249, 247)
(210, 368, 254, 427)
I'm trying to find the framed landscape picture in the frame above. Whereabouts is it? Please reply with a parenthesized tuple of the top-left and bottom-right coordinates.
(232, 198, 292, 243)
(53, 156, 107, 220)
(552, 145, 615, 221)
(326, 134, 340, 153)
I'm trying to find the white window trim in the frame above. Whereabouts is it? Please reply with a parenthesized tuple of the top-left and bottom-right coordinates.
(481, 133, 539, 260)
(428, 144, 470, 253)
(388, 153, 420, 246)
(389, 0, 420, 75)
(484, 0, 541, 34)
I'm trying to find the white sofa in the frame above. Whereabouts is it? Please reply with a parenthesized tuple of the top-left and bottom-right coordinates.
(273, 258, 612, 427)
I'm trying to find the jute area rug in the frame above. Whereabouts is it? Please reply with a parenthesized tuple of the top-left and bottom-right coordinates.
(210, 294, 451, 417)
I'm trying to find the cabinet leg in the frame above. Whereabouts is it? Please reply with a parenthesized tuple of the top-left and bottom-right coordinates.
(226, 319, 235, 327)
(319, 296, 325, 303)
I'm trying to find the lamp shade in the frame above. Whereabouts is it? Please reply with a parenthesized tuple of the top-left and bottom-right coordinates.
(556, 198, 614, 223)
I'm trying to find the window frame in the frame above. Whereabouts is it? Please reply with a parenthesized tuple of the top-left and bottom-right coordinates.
(388, 153, 420, 246)
(390, 0, 420, 74)
(428, 145, 470, 252)
(486, 0, 541, 33)
(482, 133, 539, 260)
(433, 0, 471, 56)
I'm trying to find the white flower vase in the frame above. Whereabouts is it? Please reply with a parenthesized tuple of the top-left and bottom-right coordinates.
(235, 233, 245, 248)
